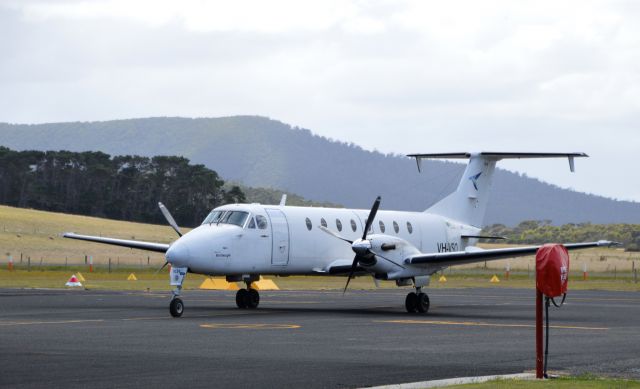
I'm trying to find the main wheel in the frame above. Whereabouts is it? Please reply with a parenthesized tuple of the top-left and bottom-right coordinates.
(236, 289, 249, 309)
(405, 292, 418, 313)
(247, 288, 260, 309)
(416, 292, 430, 313)
(169, 297, 184, 318)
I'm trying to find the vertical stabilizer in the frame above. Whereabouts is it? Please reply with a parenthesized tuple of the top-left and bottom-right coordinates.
(407, 152, 588, 227)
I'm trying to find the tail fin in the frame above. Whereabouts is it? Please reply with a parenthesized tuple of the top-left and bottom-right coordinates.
(408, 152, 588, 227)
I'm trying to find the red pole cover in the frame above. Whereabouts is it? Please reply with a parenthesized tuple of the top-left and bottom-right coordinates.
(535, 244, 570, 379)
(536, 244, 570, 298)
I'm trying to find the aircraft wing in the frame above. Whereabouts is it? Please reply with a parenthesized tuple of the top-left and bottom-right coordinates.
(63, 232, 171, 253)
(405, 240, 617, 267)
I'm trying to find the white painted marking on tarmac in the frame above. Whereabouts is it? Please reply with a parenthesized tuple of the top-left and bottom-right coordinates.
(0, 319, 104, 326)
(376, 319, 609, 331)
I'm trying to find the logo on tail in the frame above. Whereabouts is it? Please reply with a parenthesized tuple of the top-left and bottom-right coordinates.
(469, 172, 482, 190)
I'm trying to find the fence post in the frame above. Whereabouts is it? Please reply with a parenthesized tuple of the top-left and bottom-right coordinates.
(65, 257, 68, 268)
(27, 256, 31, 272)
(108, 258, 111, 273)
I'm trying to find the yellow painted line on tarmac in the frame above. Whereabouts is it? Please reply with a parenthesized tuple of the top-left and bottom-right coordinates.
(376, 320, 609, 331)
(0, 319, 104, 327)
(200, 323, 300, 330)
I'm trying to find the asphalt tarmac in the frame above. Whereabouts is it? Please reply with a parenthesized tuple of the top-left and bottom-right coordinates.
(0, 287, 638, 388)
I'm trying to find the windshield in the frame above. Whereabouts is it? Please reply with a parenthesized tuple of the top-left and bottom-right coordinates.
(202, 210, 249, 227)
(202, 210, 225, 224)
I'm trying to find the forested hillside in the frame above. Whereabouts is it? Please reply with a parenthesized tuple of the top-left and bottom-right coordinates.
(0, 147, 244, 226)
(482, 221, 640, 251)
(2, 116, 639, 225)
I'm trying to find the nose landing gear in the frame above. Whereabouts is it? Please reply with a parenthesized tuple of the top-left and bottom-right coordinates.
(169, 297, 184, 317)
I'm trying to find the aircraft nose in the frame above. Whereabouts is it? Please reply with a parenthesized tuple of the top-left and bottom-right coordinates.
(166, 240, 191, 267)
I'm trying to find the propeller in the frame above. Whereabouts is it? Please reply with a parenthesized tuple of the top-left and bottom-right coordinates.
(342, 196, 381, 293)
(159, 202, 182, 237)
(156, 202, 182, 274)
(318, 196, 405, 294)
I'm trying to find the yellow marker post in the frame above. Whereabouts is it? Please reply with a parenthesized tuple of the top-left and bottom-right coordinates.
(251, 276, 280, 290)
(127, 273, 137, 281)
(438, 275, 447, 283)
(490, 275, 500, 283)
(76, 272, 86, 282)
(199, 277, 239, 290)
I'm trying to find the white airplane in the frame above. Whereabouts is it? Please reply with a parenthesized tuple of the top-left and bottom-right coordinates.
(64, 152, 616, 317)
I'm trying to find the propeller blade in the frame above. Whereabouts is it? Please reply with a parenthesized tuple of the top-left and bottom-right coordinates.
(362, 196, 381, 240)
(343, 255, 360, 294)
(158, 202, 182, 237)
(154, 261, 169, 276)
(318, 226, 353, 244)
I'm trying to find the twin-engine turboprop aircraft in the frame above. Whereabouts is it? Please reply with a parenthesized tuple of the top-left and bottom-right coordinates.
(64, 152, 616, 317)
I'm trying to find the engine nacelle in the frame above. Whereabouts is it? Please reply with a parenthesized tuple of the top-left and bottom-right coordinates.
(362, 234, 422, 275)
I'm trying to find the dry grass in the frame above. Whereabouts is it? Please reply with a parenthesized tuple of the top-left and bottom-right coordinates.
(0, 205, 638, 291)
(0, 205, 182, 267)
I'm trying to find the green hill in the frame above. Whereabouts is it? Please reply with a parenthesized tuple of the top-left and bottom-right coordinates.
(2, 116, 639, 225)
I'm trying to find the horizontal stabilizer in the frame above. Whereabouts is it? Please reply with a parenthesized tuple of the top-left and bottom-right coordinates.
(407, 152, 588, 172)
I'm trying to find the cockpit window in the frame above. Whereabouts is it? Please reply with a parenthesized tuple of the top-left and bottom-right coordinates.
(202, 210, 225, 224)
(221, 211, 249, 227)
(248, 218, 256, 229)
(256, 215, 268, 229)
(202, 210, 249, 227)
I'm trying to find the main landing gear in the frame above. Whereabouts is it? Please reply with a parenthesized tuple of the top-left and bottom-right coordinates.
(405, 287, 430, 314)
(236, 287, 260, 309)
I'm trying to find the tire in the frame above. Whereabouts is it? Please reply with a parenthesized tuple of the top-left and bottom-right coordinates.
(416, 292, 430, 313)
(236, 289, 248, 309)
(247, 288, 260, 309)
(169, 298, 184, 318)
(405, 292, 418, 313)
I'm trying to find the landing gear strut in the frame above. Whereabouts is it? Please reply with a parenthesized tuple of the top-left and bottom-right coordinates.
(405, 287, 430, 314)
(168, 266, 187, 318)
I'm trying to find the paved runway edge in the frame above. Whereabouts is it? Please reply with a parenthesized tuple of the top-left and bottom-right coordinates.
(363, 373, 535, 389)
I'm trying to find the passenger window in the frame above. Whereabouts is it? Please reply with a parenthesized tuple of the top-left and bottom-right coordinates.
(407, 221, 413, 234)
(248, 218, 256, 229)
(320, 218, 327, 228)
(350, 219, 357, 232)
(393, 221, 399, 233)
(336, 219, 342, 232)
(306, 217, 312, 231)
(256, 215, 268, 229)
(379, 220, 385, 233)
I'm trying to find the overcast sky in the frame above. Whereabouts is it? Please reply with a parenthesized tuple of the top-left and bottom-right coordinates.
(1, 1, 639, 202)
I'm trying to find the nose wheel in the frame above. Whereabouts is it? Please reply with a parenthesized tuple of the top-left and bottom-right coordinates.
(169, 297, 184, 317)
(236, 288, 260, 309)
(405, 290, 430, 313)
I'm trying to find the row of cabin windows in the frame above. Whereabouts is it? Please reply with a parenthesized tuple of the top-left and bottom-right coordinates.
(305, 217, 413, 234)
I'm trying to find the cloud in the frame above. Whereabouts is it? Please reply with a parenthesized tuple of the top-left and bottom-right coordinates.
(0, 0, 639, 201)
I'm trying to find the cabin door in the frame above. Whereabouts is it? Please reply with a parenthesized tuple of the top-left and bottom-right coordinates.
(266, 209, 290, 266)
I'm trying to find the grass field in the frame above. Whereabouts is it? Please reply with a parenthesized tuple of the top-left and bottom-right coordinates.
(1, 205, 639, 291)
(449, 376, 640, 388)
